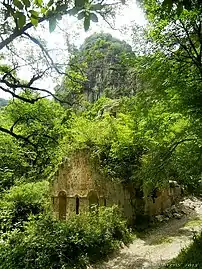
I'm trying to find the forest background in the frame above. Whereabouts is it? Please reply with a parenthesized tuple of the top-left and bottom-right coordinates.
(0, 0, 202, 268)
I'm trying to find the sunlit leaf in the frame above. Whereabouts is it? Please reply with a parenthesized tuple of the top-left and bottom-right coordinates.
(30, 16, 38, 26)
(41, 7, 46, 14)
(34, 0, 43, 7)
(30, 10, 39, 19)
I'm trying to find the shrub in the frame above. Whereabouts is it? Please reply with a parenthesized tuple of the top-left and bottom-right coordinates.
(0, 181, 49, 234)
(0, 206, 131, 269)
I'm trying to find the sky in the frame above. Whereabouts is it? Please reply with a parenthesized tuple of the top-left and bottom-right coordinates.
(0, 0, 146, 100)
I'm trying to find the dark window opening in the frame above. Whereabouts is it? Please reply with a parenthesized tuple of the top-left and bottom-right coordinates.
(151, 187, 158, 203)
(88, 191, 99, 211)
(76, 196, 79, 215)
(59, 191, 67, 220)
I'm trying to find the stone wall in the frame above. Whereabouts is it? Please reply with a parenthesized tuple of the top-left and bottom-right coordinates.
(144, 181, 182, 217)
(51, 150, 182, 223)
(51, 150, 134, 222)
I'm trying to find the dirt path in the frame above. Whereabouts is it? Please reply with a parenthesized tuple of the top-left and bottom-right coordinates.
(91, 197, 202, 269)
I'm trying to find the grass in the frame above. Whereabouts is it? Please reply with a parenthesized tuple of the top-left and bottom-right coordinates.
(184, 218, 202, 228)
(150, 236, 174, 245)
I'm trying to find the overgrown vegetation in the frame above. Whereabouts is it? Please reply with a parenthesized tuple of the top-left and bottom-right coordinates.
(1, 0, 202, 267)
(0, 206, 131, 269)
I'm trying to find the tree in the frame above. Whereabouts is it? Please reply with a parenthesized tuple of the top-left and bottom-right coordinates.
(0, 92, 67, 191)
(0, 0, 117, 50)
(127, 0, 202, 191)
(0, 0, 124, 140)
(136, 0, 202, 118)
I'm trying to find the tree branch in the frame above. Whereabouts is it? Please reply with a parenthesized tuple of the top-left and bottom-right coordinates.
(179, 19, 200, 60)
(0, 86, 49, 103)
(0, 78, 71, 104)
(0, 126, 36, 147)
(23, 32, 84, 84)
(0, 17, 47, 51)
(158, 138, 198, 171)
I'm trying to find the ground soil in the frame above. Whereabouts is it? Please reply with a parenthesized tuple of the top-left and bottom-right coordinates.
(91, 196, 202, 269)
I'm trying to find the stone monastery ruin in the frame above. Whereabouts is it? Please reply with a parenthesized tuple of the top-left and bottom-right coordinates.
(51, 150, 182, 223)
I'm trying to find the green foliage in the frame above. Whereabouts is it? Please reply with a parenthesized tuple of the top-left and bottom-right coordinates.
(141, 0, 202, 117)
(0, 181, 49, 234)
(62, 96, 195, 193)
(55, 33, 136, 106)
(1, 2, 202, 268)
(3, 0, 118, 33)
(0, 93, 68, 189)
(0, 206, 131, 269)
(128, 0, 202, 193)
(0, 132, 26, 191)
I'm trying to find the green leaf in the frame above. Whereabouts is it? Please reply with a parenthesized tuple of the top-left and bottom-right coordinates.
(49, 17, 57, 32)
(67, 7, 80, 16)
(41, 7, 46, 14)
(90, 13, 98, 22)
(84, 15, 90, 31)
(13, 0, 24, 10)
(34, 0, 43, 7)
(56, 13, 62, 20)
(56, 4, 68, 12)
(30, 10, 39, 19)
(18, 13, 26, 29)
(75, 0, 85, 8)
(22, 0, 31, 7)
(30, 16, 38, 26)
(78, 11, 85, 20)
(162, 0, 173, 12)
(90, 4, 103, 11)
(47, 0, 54, 7)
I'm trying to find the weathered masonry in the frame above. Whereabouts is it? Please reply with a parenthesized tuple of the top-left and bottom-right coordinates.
(51, 150, 182, 223)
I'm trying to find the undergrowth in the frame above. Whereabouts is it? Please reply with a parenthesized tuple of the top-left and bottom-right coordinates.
(0, 206, 132, 269)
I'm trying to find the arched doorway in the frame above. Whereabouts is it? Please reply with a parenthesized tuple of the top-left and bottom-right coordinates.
(88, 191, 99, 211)
(58, 191, 67, 220)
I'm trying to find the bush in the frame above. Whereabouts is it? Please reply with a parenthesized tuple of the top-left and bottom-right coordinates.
(0, 181, 49, 234)
(0, 206, 131, 269)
